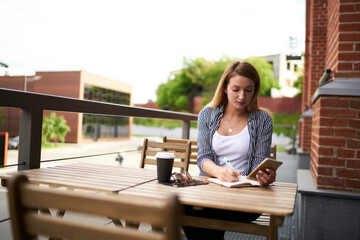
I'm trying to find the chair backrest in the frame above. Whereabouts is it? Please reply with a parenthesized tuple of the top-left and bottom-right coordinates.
(140, 138, 191, 173)
(162, 137, 275, 164)
(270, 145, 277, 160)
(8, 174, 180, 240)
(163, 137, 197, 166)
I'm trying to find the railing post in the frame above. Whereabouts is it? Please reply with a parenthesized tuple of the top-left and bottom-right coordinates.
(181, 120, 190, 139)
(18, 108, 43, 170)
(291, 125, 297, 154)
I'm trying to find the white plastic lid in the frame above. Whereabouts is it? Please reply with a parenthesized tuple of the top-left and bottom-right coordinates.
(155, 152, 175, 159)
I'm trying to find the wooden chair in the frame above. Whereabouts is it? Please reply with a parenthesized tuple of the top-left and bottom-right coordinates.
(8, 174, 180, 240)
(162, 141, 280, 240)
(163, 137, 198, 166)
(270, 144, 277, 160)
(140, 138, 191, 173)
(163, 137, 276, 164)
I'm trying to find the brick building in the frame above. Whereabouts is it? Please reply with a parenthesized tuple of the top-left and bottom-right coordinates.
(0, 71, 132, 143)
(300, 0, 360, 192)
(298, 1, 360, 238)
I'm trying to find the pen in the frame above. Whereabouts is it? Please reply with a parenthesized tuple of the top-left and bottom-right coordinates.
(223, 155, 237, 173)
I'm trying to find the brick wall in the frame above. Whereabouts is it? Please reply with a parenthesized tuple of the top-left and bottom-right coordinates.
(335, 0, 360, 77)
(258, 97, 302, 113)
(301, 115, 312, 152)
(34, 72, 82, 143)
(300, 0, 328, 152)
(310, 96, 360, 192)
(0, 76, 23, 137)
(309, 0, 360, 192)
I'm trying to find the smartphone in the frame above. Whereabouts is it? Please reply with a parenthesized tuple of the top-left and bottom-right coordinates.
(246, 158, 283, 180)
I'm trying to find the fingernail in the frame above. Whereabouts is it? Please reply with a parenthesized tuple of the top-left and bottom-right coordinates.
(258, 170, 263, 174)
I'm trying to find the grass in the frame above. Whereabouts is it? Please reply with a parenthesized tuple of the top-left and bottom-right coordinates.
(272, 113, 301, 139)
(41, 143, 67, 149)
(133, 113, 301, 139)
(133, 118, 198, 129)
(276, 146, 286, 152)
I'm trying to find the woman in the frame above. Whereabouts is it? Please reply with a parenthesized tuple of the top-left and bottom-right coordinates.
(183, 61, 276, 240)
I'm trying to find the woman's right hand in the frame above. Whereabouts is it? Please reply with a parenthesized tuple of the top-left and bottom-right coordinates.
(217, 166, 241, 182)
(202, 160, 241, 182)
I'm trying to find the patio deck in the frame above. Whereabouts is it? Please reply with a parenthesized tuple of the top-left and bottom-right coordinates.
(0, 141, 299, 240)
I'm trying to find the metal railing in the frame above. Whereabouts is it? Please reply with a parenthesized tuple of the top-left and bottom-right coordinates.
(0, 88, 198, 171)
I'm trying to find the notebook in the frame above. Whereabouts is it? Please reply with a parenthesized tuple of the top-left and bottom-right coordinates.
(207, 158, 283, 188)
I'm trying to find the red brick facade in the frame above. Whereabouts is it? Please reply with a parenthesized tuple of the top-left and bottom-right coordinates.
(301, 0, 328, 152)
(258, 97, 302, 114)
(311, 96, 360, 191)
(303, 0, 360, 192)
(0, 71, 132, 143)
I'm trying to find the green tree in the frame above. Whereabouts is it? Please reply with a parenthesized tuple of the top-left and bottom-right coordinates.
(42, 112, 71, 145)
(156, 56, 233, 112)
(156, 56, 278, 112)
(245, 57, 279, 96)
(293, 75, 303, 96)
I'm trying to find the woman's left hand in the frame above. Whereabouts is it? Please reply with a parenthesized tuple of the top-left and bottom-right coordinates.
(256, 168, 276, 187)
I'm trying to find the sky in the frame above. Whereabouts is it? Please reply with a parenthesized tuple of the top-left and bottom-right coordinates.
(0, 0, 306, 104)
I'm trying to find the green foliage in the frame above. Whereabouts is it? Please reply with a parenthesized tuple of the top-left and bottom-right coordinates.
(245, 57, 280, 96)
(157, 56, 234, 112)
(133, 118, 197, 129)
(293, 75, 303, 96)
(272, 113, 300, 138)
(156, 56, 278, 112)
(42, 112, 71, 145)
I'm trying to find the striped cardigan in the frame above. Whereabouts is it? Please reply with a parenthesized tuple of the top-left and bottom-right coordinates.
(197, 106, 273, 176)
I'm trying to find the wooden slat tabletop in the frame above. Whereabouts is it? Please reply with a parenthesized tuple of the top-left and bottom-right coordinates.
(0, 164, 297, 217)
(0, 163, 157, 192)
(119, 177, 298, 216)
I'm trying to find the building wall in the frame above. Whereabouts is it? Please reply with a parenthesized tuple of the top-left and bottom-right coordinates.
(306, 0, 360, 192)
(0, 76, 25, 137)
(0, 71, 132, 143)
(311, 96, 360, 192)
(262, 53, 304, 92)
(258, 97, 302, 113)
(300, 0, 328, 152)
(35, 71, 82, 143)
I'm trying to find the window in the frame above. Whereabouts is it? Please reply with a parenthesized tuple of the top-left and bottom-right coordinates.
(83, 85, 130, 139)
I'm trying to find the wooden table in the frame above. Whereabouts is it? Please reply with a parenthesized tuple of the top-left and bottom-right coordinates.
(1, 163, 297, 239)
(0, 163, 157, 192)
(119, 177, 297, 216)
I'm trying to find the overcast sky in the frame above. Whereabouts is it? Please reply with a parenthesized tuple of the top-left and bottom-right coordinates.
(0, 0, 305, 104)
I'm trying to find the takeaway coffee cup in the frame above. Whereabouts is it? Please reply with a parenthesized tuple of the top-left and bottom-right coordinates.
(155, 152, 175, 183)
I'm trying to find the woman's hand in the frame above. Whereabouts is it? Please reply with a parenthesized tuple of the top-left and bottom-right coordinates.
(217, 166, 241, 182)
(256, 168, 276, 186)
(202, 160, 241, 182)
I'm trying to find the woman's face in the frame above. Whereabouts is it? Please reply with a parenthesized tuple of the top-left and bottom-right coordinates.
(224, 74, 255, 111)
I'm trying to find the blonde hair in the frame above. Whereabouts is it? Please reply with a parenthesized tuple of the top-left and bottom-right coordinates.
(206, 61, 268, 113)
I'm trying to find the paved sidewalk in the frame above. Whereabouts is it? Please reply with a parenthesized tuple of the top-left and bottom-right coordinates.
(0, 138, 299, 240)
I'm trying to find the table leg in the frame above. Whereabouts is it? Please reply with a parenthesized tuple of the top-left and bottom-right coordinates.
(269, 215, 280, 240)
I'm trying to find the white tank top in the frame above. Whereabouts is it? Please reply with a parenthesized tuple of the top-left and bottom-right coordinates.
(212, 125, 250, 172)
